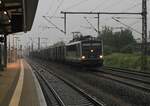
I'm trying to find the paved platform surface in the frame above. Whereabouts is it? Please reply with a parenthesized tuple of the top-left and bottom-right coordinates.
(0, 60, 20, 106)
(0, 59, 46, 106)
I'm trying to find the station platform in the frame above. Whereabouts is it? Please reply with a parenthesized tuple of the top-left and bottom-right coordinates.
(0, 59, 46, 106)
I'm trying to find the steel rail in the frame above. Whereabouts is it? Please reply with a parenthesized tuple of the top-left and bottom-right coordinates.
(92, 69, 150, 92)
(28, 58, 150, 93)
(34, 72, 52, 105)
(103, 66, 150, 78)
(31, 60, 105, 106)
(35, 59, 150, 93)
(32, 65, 66, 106)
(97, 69, 150, 85)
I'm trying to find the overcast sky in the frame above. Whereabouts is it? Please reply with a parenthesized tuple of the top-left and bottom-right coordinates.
(17, 0, 150, 49)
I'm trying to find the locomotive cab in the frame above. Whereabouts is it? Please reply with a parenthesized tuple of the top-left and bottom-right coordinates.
(81, 39, 103, 66)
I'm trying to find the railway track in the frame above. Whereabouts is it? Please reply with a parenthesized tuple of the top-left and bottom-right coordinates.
(91, 66, 150, 92)
(103, 66, 150, 77)
(29, 60, 105, 106)
(31, 58, 150, 93)
(27, 58, 150, 105)
(35, 71, 61, 106)
(30, 58, 150, 92)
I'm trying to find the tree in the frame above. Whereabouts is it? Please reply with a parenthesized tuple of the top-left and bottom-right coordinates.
(98, 26, 137, 54)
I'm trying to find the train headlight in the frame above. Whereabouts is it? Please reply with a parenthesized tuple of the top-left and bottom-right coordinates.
(99, 55, 103, 59)
(91, 49, 94, 52)
(81, 56, 86, 59)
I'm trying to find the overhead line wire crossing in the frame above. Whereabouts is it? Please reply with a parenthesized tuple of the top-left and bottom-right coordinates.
(61, 1, 148, 69)
(61, 11, 141, 15)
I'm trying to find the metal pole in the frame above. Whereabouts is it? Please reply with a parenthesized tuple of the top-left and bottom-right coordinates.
(16, 38, 17, 60)
(14, 37, 19, 61)
(98, 14, 100, 37)
(17, 40, 20, 59)
(31, 42, 33, 52)
(13, 36, 15, 62)
(149, 31, 150, 39)
(38, 37, 40, 50)
(141, 0, 147, 70)
(64, 13, 66, 35)
(8, 35, 11, 63)
(29, 45, 30, 55)
(4, 34, 7, 67)
(22, 0, 27, 32)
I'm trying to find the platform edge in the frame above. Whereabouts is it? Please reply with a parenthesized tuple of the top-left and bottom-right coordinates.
(25, 60, 47, 106)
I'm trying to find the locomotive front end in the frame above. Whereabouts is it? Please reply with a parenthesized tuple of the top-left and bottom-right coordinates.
(81, 39, 103, 66)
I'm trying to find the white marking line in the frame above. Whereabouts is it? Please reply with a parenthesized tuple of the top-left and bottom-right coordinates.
(9, 59, 24, 106)
(25, 60, 47, 106)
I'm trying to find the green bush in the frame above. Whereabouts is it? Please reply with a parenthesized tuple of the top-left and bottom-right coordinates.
(104, 53, 150, 71)
(103, 45, 116, 55)
(120, 44, 135, 53)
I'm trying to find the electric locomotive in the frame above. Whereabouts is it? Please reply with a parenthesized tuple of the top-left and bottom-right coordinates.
(65, 36, 103, 66)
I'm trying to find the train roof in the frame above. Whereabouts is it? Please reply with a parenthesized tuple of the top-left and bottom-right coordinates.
(65, 41, 81, 46)
(66, 38, 101, 46)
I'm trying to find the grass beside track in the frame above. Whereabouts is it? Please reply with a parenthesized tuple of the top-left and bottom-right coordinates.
(104, 53, 150, 71)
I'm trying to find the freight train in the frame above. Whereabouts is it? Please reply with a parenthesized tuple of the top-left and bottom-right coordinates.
(30, 35, 103, 67)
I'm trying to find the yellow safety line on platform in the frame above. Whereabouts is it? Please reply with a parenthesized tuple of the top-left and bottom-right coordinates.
(9, 59, 24, 106)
